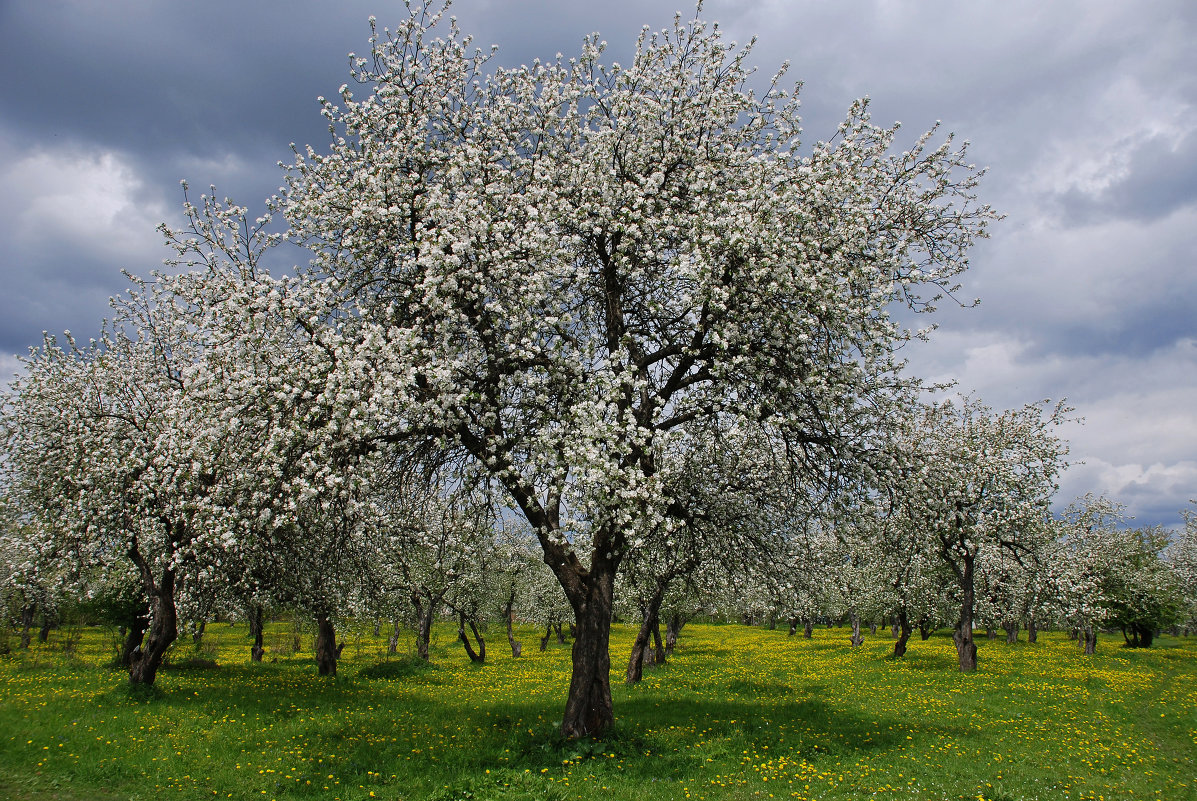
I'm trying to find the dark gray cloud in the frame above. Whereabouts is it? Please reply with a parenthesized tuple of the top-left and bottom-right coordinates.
(1, 0, 1193, 527)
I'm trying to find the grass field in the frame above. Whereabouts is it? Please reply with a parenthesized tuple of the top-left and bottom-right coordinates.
(0, 619, 1193, 801)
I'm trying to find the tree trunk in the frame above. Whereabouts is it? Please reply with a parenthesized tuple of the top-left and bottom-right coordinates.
(388, 619, 401, 655)
(1004, 621, 1019, 644)
(788, 617, 798, 636)
(626, 584, 667, 685)
(891, 616, 900, 638)
(869, 622, 878, 636)
(561, 578, 615, 738)
(128, 567, 178, 686)
(191, 619, 206, 646)
(248, 605, 265, 662)
(1138, 626, 1155, 648)
(38, 619, 52, 643)
(803, 619, 813, 639)
(411, 591, 435, 662)
(118, 609, 149, 668)
(626, 617, 653, 684)
(1082, 624, 1097, 655)
(849, 612, 864, 648)
(18, 604, 35, 649)
(651, 620, 665, 665)
(893, 607, 912, 658)
(952, 556, 978, 672)
(504, 592, 522, 658)
(986, 626, 997, 641)
(314, 613, 338, 676)
(665, 614, 684, 655)
(555, 622, 567, 644)
(540, 623, 551, 652)
(1027, 618, 1038, 644)
(458, 612, 485, 663)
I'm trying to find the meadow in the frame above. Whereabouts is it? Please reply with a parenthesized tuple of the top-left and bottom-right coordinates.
(0, 619, 1193, 801)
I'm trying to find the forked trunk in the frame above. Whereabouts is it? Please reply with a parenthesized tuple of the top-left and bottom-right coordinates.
(411, 590, 436, 662)
(1004, 621, 1019, 644)
(128, 568, 178, 685)
(119, 608, 150, 668)
(626, 584, 666, 685)
(314, 613, 338, 676)
(1082, 625, 1097, 655)
(191, 619, 206, 646)
(1027, 618, 1038, 643)
(458, 612, 486, 663)
(849, 613, 864, 648)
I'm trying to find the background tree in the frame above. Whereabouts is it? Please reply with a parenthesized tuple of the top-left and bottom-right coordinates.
(900, 397, 1068, 671)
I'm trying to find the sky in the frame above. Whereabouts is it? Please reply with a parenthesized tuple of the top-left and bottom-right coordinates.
(0, 0, 1194, 529)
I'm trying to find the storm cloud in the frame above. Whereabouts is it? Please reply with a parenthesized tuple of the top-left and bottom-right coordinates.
(1, 0, 1192, 527)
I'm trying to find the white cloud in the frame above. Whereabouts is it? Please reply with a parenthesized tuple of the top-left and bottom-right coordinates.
(1, 146, 169, 268)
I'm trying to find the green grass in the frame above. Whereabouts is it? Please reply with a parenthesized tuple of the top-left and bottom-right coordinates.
(0, 620, 1193, 801)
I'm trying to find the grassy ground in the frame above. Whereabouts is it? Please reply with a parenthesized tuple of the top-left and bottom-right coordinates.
(0, 619, 1193, 801)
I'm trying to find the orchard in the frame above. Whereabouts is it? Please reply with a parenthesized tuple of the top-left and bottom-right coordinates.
(2, 1, 1193, 757)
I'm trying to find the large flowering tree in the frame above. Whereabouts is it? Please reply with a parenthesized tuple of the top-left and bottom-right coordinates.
(274, 4, 995, 735)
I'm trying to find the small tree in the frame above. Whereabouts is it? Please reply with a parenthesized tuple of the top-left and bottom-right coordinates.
(900, 397, 1068, 671)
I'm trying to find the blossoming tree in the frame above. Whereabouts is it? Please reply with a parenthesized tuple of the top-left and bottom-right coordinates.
(273, 3, 995, 735)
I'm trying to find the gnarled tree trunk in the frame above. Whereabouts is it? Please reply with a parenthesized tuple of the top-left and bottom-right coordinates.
(561, 577, 614, 737)
(127, 528, 179, 686)
(849, 612, 864, 648)
(118, 607, 150, 668)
